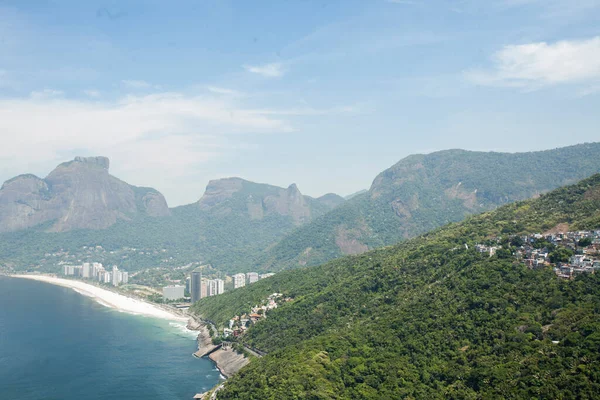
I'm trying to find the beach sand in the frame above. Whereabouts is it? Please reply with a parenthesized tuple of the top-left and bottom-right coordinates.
(11, 275, 187, 321)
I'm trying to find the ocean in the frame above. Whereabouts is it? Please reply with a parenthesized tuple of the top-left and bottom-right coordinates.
(0, 276, 221, 400)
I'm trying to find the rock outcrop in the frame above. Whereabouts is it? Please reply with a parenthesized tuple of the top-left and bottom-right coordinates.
(208, 347, 250, 378)
(197, 178, 343, 225)
(0, 156, 170, 233)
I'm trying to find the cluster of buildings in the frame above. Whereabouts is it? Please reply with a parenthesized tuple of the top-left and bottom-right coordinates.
(162, 269, 277, 302)
(224, 293, 287, 337)
(232, 272, 274, 289)
(63, 263, 128, 286)
(476, 230, 600, 280)
(189, 271, 226, 303)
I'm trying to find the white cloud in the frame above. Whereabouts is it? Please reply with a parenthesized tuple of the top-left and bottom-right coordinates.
(121, 79, 160, 89)
(207, 86, 243, 96)
(578, 84, 600, 97)
(385, 0, 419, 4)
(0, 91, 295, 205)
(254, 105, 360, 116)
(83, 89, 101, 98)
(29, 89, 64, 99)
(500, 0, 600, 15)
(465, 37, 600, 89)
(243, 62, 285, 78)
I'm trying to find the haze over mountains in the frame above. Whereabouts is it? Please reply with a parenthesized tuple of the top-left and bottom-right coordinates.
(1, 143, 600, 273)
(0, 158, 344, 272)
(0, 157, 340, 233)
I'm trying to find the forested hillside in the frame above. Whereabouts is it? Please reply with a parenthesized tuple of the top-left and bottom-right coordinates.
(259, 142, 600, 271)
(193, 174, 600, 399)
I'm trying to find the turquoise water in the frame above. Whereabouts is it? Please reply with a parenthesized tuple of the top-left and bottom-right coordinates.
(0, 277, 221, 400)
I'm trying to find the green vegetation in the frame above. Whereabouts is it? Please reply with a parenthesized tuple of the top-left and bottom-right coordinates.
(193, 173, 600, 399)
(259, 143, 600, 271)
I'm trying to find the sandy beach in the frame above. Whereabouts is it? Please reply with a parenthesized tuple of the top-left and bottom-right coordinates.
(11, 275, 187, 321)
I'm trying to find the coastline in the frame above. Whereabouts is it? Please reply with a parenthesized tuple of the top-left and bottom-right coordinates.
(187, 316, 250, 381)
(9, 274, 187, 322)
(8, 273, 245, 395)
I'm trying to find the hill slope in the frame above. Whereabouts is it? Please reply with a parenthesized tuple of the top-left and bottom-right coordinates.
(193, 174, 600, 399)
(260, 143, 600, 271)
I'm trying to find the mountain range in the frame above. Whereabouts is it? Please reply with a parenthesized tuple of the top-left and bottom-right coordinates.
(0, 158, 343, 272)
(259, 143, 600, 270)
(1, 142, 600, 273)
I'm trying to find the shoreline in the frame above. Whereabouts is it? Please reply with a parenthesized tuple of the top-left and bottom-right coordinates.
(9, 274, 187, 322)
(7, 273, 239, 395)
(187, 316, 250, 381)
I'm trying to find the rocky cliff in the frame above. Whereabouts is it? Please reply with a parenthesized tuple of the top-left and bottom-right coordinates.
(0, 156, 170, 233)
(197, 178, 341, 225)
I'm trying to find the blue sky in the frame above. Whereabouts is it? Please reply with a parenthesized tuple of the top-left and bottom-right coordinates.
(1, 0, 599, 206)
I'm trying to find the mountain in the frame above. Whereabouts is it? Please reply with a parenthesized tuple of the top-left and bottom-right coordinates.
(195, 178, 341, 225)
(193, 173, 600, 399)
(0, 165, 342, 273)
(0, 156, 170, 233)
(344, 189, 367, 200)
(259, 143, 600, 271)
(161, 178, 345, 272)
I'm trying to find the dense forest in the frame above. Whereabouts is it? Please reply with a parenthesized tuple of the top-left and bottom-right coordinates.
(193, 173, 600, 399)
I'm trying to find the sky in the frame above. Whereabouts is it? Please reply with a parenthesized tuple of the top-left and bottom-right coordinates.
(0, 0, 599, 206)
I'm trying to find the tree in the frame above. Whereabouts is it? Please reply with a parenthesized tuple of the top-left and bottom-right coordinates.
(549, 247, 574, 263)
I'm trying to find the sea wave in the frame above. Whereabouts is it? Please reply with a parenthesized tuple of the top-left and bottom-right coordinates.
(168, 321, 199, 338)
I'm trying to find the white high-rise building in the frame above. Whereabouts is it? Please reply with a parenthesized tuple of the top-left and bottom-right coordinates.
(91, 262, 103, 279)
(216, 279, 225, 295)
(112, 266, 119, 286)
(208, 280, 217, 296)
(82, 263, 91, 278)
(103, 271, 111, 283)
(96, 266, 106, 282)
(206, 279, 225, 296)
(121, 271, 128, 284)
(247, 272, 259, 284)
(233, 273, 246, 289)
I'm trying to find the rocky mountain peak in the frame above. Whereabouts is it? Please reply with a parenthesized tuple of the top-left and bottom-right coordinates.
(0, 156, 170, 233)
(73, 156, 110, 170)
(198, 178, 245, 210)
